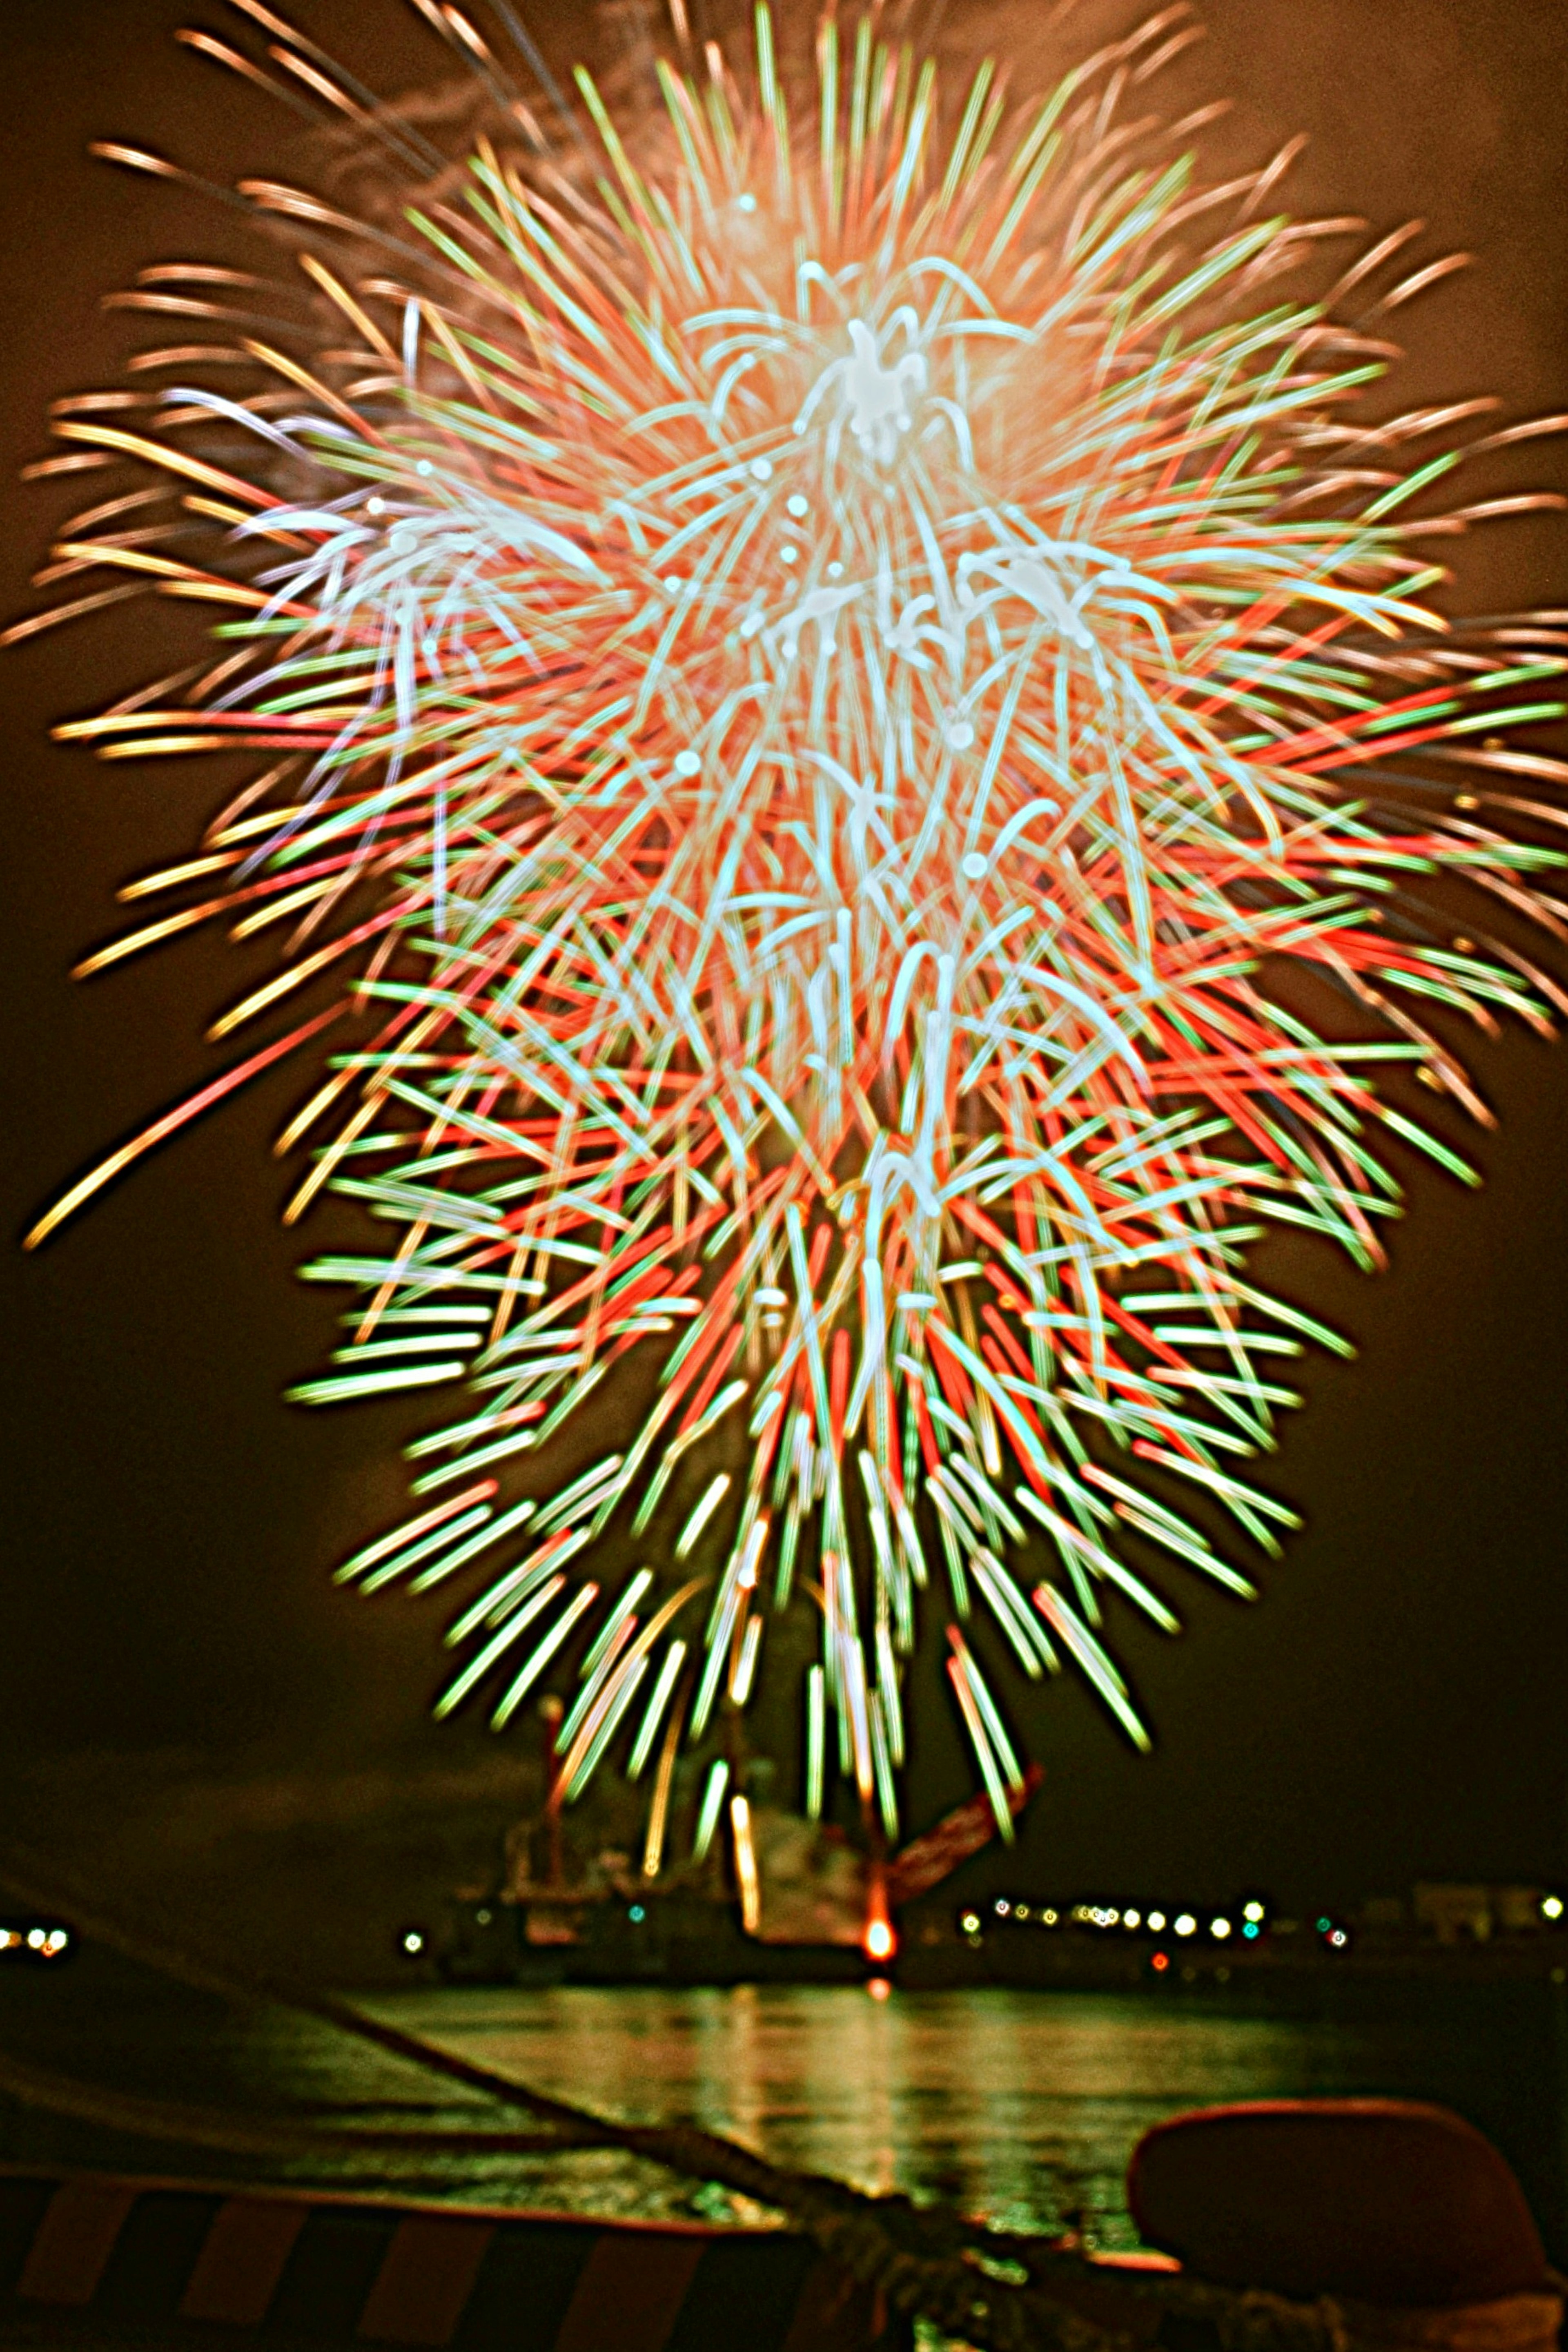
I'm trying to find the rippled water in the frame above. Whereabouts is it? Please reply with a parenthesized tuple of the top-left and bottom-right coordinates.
(9, 1960, 1556, 2250)
(341, 1983, 1430, 2240)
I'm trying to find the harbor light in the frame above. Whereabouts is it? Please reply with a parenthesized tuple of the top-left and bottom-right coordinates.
(1211, 1917, 1232, 1940)
(862, 1865, 897, 1964)
(1148, 1911, 1167, 1932)
(1174, 1914, 1197, 1938)
(1243, 1901, 1265, 1923)
(400, 1928, 426, 1957)
(1123, 1910, 1141, 1929)
(1544, 1895, 1564, 1922)
(864, 1916, 896, 1963)
(0, 1926, 70, 1961)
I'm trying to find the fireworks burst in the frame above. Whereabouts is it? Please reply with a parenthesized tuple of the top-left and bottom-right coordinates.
(16, 0, 1568, 1863)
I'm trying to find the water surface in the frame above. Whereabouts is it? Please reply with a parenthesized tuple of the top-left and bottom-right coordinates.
(8, 1961, 1552, 2247)
(352, 1982, 1434, 2239)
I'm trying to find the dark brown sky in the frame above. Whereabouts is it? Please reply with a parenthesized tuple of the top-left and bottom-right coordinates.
(1, 0, 1566, 1960)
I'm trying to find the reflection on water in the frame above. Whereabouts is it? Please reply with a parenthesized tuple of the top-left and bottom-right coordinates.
(356, 1982, 1396, 2240)
(0, 1966, 1561, 2256)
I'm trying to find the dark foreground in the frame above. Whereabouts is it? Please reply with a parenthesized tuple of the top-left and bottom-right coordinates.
(2, 1949, 1566, 2260)
(0, 2169, 904, 2352)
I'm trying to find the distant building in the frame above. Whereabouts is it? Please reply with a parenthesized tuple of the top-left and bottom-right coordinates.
(1494, 1886, 1547, 1935)
(1412, 1884, 1544, 1943)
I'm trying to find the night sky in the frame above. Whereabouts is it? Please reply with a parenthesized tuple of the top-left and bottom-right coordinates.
(2, 0, 1565, 1978)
